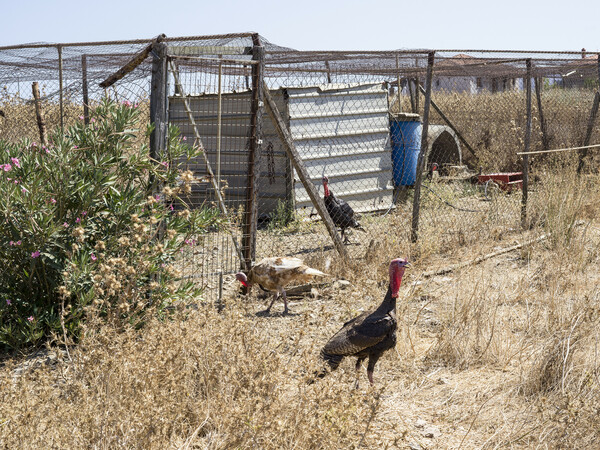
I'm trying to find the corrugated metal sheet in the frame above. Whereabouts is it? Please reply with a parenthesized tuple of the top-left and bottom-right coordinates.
(285, 83, 394, 215)
(168, 82, 395, 220)
(169, 91, 290, 216)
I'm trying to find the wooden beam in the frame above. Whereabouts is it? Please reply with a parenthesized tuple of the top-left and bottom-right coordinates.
(99, 33, 166, 89)
(262, 84, 349, 260)
(578, 56, 600, 173)
(31, 82, 48, 147)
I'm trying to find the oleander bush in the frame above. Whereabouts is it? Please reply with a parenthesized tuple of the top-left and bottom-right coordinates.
(0, 99, 213, 350)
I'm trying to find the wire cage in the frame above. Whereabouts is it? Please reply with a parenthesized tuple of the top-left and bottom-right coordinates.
(1, 34, 598, 301)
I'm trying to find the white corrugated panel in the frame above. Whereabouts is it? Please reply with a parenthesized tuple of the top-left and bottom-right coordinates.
(285, 83, 394, 215)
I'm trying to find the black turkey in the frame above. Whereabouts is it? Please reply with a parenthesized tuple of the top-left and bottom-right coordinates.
(322, 175, 364, 244)
(317, 258, 410, 387)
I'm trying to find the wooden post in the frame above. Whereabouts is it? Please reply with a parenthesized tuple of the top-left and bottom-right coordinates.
(418, 84, 478, 162)
(325, 60, 332, 84)
(242, 34, 264, 270)
(150, 42, 168, 164)
(411, 52, 435, 243)
(396, 54, 402, 113)
(534, 76, 550, 150)
(263, 84, 349, 260)
(415, 77, 420, 113)
(57, 45, 64, 132)
(408, 78, 416, 113)
(521, 59, 532, 230)
(578, 57, 600, 173)
(31, 82, 48, 147)
(81, 55, 90, 125)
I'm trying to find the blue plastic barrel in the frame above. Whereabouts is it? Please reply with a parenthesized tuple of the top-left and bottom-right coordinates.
(390, 113, 422, 186)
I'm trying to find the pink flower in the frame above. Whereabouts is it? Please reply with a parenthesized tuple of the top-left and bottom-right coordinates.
(63, 222, 69, 228)
(21, 188, 26, 193)
(90, 118, 96, 123)
(10, 157, 20, 168)
(50, 198, 57, 204)
(32, 142, 37, 147)
(75, 217, 81, 223)
(31, 251, 40, 258)
(5, 299, 11, 306)
(82, 211, 87, 216)
(78, 115, 84, 120)
(2, 164, 11, 172)
(90, 253, 97, 261)
(9, 241, 14, 246)
(160, 161, 169, 168)
(73, 145, 78, 149)
(168, 204, 174, 211)
(15, 240, 21, 246)
(182, 136, 187, 141)
(27, 316, 34, 322)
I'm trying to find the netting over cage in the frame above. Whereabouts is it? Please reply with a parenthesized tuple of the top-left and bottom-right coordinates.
(1, 34, 599, 300)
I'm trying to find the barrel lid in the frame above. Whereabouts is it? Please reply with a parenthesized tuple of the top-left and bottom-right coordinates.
(391, 112, 421, 121)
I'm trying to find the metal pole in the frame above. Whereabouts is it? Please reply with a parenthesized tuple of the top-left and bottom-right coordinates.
(534, 76, 549, 150)
(57, 45, 64, 132)
(217, 57, 223, 192)
(411, 52, 435, 243)
(521, 59, 532, 230)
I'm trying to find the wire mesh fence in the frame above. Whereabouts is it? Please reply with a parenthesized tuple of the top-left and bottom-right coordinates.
(1, 35, 599, 301)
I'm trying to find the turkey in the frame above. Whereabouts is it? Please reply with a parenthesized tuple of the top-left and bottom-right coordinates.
(316, 258, 410, 387)
(236, 257, 327, 314)
(322, 175, 365, 244)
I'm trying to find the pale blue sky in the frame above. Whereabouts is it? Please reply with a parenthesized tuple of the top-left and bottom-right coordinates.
(2, 0, 599, 52)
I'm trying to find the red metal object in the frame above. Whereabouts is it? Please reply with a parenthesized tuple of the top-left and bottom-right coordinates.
(478, 172, 523, 192)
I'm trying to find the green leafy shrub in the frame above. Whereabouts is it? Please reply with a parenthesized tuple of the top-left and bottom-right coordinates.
(0, 99, 212, 350)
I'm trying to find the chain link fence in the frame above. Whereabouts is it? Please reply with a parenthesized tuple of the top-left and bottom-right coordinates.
(1, 35, 598, 300)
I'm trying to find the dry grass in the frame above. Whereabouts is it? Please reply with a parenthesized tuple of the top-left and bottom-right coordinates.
(4, 169, 600, 449)
(3, 89, 600, 448)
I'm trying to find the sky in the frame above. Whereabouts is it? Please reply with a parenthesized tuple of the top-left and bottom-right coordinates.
(1, 0, 599, 53)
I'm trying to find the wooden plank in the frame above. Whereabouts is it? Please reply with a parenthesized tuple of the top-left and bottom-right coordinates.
(263, 84, 349, 260)
(521, 59, 532, 230)
(411, 52, 435, 243)
(31, 82, 48, 147)
(99, 33, 166, 89)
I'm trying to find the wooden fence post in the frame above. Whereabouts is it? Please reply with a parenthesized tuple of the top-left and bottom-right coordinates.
(242, 34, 264, 270)
(150, 42, 168, 165)
(534, 76, 550, 150)
(411, 52, 435, 243)
(32, 82, 48, 147)
(57, 45, 64, 132)
(82, 55, 90, 125)
(521, 59, 532, 230)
